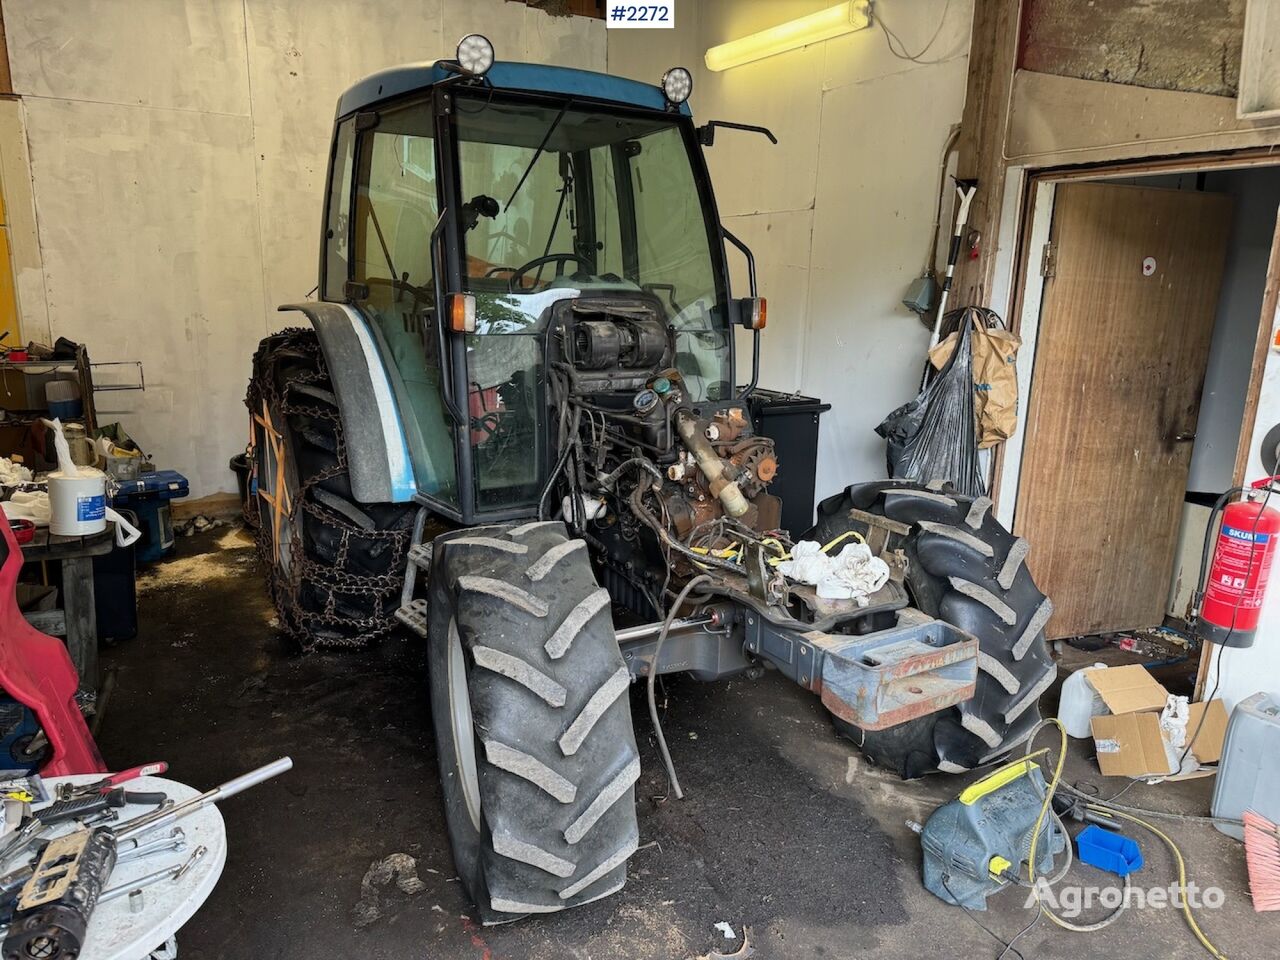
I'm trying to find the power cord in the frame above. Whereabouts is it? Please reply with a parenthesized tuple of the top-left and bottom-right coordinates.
(876, 0, 955, 64)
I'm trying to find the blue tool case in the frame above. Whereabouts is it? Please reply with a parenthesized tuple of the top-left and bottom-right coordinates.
(111, 470, 189, 562)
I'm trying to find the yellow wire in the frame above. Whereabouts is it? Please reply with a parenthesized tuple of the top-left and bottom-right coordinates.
(820, 530, 865, 552)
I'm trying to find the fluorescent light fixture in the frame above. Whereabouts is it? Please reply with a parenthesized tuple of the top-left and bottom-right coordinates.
(705, 1, 873, 72)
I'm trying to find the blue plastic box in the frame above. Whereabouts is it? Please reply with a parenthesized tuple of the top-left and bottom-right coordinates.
(1076, 825, 1143, 876)
(111, 470, 189, 562)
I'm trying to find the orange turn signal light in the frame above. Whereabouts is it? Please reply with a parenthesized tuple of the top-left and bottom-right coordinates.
(737, 297, 766, 330)
(447, 293, 476, 334)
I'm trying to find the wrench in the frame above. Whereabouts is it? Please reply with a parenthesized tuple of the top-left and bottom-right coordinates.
(115, 829, 187, 864)
(99, 845, 207, 905)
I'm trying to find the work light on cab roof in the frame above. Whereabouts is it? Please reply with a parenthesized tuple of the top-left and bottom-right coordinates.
(456, 33, 495, 76)
(661, 66, 693, 105)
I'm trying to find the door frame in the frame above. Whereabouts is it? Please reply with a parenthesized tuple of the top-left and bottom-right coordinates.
(986, 149, 1280, 691)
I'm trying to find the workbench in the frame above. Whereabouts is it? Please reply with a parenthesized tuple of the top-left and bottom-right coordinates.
(20, 525, 116, 691)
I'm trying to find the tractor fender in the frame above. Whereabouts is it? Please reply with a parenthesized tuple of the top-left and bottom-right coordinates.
(277, 302, 416, 504)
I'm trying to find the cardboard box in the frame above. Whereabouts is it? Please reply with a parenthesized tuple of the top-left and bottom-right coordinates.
(1086, 664, 1227, 780)
(1087, 664, 1169, 716)
(1092, 711, 1169, 778)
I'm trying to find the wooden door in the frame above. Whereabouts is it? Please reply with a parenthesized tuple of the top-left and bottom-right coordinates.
(1015, 182, 1233, 639)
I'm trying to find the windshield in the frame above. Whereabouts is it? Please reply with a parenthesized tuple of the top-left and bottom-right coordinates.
(452, 93, 732, 510)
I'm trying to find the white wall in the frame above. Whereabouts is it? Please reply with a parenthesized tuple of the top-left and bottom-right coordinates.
(1, 0, 605, 498)
(608, 0, 973, 511)
(1212, 205, 1280, 709)
(1189, 168, 1280, 494)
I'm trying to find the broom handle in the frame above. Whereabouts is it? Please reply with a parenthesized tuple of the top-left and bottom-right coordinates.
(924, 179, 980, 385)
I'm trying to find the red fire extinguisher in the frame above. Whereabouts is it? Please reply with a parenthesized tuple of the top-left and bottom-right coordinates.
(1197, 477, 1280, 648)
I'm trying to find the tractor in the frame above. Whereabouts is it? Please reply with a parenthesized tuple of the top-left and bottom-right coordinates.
(245, 36, 1054, 923)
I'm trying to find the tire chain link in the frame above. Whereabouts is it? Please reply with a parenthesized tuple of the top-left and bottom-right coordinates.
(246, 329, 412, 651)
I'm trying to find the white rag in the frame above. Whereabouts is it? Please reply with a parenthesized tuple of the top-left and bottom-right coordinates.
(4, 489, 51, 525)
(0, 459, 32, 485)
(776, 539, 891, 603)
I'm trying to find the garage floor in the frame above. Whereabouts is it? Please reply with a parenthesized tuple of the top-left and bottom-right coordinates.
(95, 528, 1262, 959)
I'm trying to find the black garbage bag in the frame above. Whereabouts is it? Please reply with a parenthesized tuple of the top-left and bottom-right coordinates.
(876, 319, 985, 497)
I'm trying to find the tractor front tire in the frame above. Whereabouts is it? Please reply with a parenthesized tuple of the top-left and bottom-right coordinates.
(247, 328, 415, 649)
(427, 522, 641, 923)
(813, 481, 1056, 778)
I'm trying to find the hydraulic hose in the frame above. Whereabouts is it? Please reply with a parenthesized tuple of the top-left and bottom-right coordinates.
(647, 575, 711, 801)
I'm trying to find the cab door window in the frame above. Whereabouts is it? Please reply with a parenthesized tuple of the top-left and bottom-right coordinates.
(351, 101, 457, 503)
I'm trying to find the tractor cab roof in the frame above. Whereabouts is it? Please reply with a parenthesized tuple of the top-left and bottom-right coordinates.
(336, 60, 693, 120)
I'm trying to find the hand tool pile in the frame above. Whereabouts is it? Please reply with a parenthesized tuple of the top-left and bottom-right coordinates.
(0, 757, 291, 959)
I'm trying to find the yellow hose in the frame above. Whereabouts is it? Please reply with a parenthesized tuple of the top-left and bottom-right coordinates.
(1090, 806, 1229, 960)
(1024, 718, 1228, 958)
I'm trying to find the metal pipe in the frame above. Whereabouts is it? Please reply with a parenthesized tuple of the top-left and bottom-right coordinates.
(675, 411, 749, 518)
(615, 615, 715, 644)
(115, 757, 292, 842)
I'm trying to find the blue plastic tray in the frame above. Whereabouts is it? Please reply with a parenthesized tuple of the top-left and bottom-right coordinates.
(1076, 824, 1143, 876)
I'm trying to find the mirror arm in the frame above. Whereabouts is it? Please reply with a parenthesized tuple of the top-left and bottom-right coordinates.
(697, 121, 778, 147)
(431, 209, 466, 426)
(722, 227, 762, 402)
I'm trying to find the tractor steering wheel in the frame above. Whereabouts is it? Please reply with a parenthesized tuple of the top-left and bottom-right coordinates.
(506, 253, 592, 292)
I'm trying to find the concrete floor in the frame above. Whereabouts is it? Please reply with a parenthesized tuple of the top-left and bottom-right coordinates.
(94, 527, 1267, 959)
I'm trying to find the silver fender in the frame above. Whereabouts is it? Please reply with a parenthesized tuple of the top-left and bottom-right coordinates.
(278, 302, 416, 504)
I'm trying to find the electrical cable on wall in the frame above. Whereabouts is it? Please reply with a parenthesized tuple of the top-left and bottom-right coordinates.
(877, 0, 955, 64)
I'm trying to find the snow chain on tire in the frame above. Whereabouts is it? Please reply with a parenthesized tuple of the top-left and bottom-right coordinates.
(427, 522, 641, 923)
(813, 481, 1056, 778)
(247, 328, 414, 650)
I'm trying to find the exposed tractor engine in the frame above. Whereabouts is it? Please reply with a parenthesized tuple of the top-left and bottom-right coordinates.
(547, 296, 781, 618)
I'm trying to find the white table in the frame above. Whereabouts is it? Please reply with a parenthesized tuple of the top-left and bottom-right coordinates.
(26, 775, 227, 960)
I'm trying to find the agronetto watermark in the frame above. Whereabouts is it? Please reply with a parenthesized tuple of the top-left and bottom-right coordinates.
(1025, 879, 1225, 918)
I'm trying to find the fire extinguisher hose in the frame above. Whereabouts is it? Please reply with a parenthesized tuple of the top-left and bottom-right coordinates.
(1191, 486, 1243, 620)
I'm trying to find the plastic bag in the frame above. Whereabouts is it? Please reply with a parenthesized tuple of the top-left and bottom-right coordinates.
(928, 309, 1021, 448)
(877, 320, 985, 496)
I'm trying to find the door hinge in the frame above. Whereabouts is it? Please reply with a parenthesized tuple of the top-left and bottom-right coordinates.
(1039, 240, 1056, 278)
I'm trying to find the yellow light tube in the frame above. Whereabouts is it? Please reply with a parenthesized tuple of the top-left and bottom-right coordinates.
(705, 1, 873, 72)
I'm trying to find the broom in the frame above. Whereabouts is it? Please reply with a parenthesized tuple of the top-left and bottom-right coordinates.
(1243, 809, 1280, 911)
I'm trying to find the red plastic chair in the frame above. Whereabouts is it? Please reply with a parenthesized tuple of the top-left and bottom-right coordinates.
(0, 506, 105, 774)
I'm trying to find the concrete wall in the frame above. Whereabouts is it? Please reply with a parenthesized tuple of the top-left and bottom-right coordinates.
(1, 0, 605, 497)
(1020, 0, 1245, 98)
(609, 0, 973, 511)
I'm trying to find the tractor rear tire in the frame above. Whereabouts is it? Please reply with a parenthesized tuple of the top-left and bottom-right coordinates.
(427, 522, 641, 923)
(247, 328, 415, 649)
(812, 481, 1056, 778)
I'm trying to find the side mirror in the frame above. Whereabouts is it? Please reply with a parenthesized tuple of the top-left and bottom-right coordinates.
(735, 297, 766, 330)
